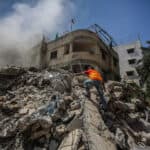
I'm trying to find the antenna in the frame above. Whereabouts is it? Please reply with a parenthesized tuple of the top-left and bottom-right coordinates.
(137, 33, 143, 47)
(88, 24, 117, 47)
(70, 18, 76, 31)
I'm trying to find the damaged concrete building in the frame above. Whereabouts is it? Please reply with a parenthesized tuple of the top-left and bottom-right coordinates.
(33, 27, 120, 81)
(114, 41, 143, 85)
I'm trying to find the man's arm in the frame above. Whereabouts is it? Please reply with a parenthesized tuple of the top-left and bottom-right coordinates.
(74, 71, 84, 76)
(74, 69, 89, 76)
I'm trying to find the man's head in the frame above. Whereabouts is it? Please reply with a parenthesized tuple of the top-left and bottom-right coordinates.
(87, 65, 94, 70)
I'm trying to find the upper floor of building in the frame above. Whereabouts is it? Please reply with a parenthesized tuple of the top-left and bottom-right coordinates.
(45, 30, 119, 75)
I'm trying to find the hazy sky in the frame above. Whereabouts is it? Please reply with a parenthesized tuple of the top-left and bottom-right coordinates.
(0, 0, 150, 45)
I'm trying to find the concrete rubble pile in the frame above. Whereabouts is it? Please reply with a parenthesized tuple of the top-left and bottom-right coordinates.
(0, 66, 149, 150)
(103, 81, 150, 150)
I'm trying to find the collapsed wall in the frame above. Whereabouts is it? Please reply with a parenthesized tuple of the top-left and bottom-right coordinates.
(0, 67, 149, 150)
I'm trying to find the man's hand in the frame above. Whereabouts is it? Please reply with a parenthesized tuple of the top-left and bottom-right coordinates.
(74, 72, 84, 76)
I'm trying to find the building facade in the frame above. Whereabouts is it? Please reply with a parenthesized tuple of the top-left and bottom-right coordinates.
(33, 29, 120, 81)
(114, 41, 143, 85)
(141, 46, 150, 56)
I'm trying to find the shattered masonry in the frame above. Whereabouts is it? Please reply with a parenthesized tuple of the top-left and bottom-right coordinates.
(0, 66, 150, 150)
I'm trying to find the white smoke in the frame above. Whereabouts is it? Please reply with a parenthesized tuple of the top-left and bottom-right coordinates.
(0, 0, 74, 67)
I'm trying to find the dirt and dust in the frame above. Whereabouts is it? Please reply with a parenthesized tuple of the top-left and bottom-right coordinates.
(0, 66, 149, 150)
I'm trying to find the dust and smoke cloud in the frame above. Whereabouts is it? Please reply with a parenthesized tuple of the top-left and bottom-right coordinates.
(0, 0, 74, 67)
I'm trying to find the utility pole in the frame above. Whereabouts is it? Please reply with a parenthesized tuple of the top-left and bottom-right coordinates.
(137, 33, 142, 46)
(70, 18, 76, 32)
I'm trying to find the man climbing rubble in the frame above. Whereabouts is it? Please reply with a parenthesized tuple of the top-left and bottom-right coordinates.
(76, 66, 107, 109)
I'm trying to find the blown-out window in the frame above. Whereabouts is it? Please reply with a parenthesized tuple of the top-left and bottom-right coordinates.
(50, 51, 57, 59)
(126, 71, 134, 76)
(72, 64, 81, 73)
(64, 44, 70, 55)
(127, 48, 134, 54)
(113, 57, 118, 66)
(128, 59, 136, 65)
(102, 51, 106, 60)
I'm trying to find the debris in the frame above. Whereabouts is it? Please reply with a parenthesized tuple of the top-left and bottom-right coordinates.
(103, 81, 150, 149)
(58, 129, 82, 150)
(55, 124, 66, 136)
(0, 67, 149, 150)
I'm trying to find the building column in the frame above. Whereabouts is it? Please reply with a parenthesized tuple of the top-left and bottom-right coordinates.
(40, 38, 48, 69)
(95, 43, 99, 54)
(69, 42, 73, 53)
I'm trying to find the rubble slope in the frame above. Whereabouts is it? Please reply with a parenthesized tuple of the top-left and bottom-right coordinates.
(0, 67, 149, 150)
